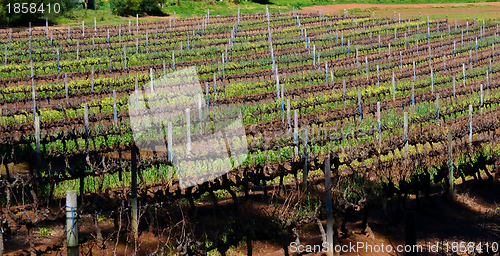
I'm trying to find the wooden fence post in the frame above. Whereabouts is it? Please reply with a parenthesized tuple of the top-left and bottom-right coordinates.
(404, 112, 408, 158)
(65, 73, 69, 104)
(469, 105, 473, 144)
(168, 122, 173, 161)
(124, 46, 127, 69)
(302, 126, 308, 191)
(453, 76, 456, 98)
(436, 94, 440, 124)
(66, 190, 79, 256)
(448, 131, 454, 200)
(131, 144, 138, 239)
(324, 155, 333, 256)
(411, 82, 415, 106)
(287, 99, 291, 134)
(294, 110, 299, 156)
(358, 88, 362, 121)
(377, 102, 381, 144)
(113, 90, 117, 126)
(91, 66, 94, 92)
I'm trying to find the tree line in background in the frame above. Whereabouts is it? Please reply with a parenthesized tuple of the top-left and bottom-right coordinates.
(0, 0, 75, 26)
(0, 0, 168, 26)
(109, 0, 164, 17)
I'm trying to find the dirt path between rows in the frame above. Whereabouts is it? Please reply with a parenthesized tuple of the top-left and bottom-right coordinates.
(295, 2, 500, 16)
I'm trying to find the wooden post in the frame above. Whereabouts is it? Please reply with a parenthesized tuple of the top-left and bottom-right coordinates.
(91, 66, 94, 92)
(411, 82, 415, 106)
(222, 53, 225, 78)
(356, 48, 359, 68)
(29, 36, 31, 60)
(413, 61, 416, 80)
(416, 40, 419, 56)
(206, 82, 209, 111)
(168, 122, 173, 161)
(294, 110, 298, 156)
(443, 55, 446, 72)
(377, 102, 381, 143)
(448, 131, 454, 200)
(150, 68, 154, 93)
(400, 51, 403, 69)
(172, 50, 175, 70)
(65, 73, 69, 104)
(376, 65, 379, 85)
(57, 48, 60, 73)
(76, 41, 79, 60)
(287, 99, 291, 134)
(436, 94, 440, 124)
(330, 71, 334, 89)
(84, 104, 89, 148)
(131, 144, 138, 239)
(281, 83, 285, 121)
(31, 61, 36, 120)
(469, 105, 473, 144)
(302, 127, 308, 191)
(66, 190, 79, 256)
(480, 84, 483, 107)
(113, 90, 117, 126)
(365, 57, 369, 81)
(124, 46, 127, 69)
(325, 61, 328, 86)
(431, 68, 434, 94)
(463, 63, 466, 87)
(358, 88, 362, 121)
(82, 21, 85, 38)
(453, 76, 456, 98)
(388, 43, 391, 61)
(313, 44, 316, 67)
(404, 112, 408, 158)
(214, 73, 217, 99)
(35, 114, 40, 157)
(324, 155, 333, 256)
(275, 72, 280, 98)
(342, 79, 346, 105)
(318, 52, 321, 70)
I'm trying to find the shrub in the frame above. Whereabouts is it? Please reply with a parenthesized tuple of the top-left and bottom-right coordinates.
(0, 0, 74, 25)
(110, 0, 162, 16)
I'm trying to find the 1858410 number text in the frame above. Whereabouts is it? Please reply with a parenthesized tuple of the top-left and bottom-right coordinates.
(6, 2, 61, 14)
